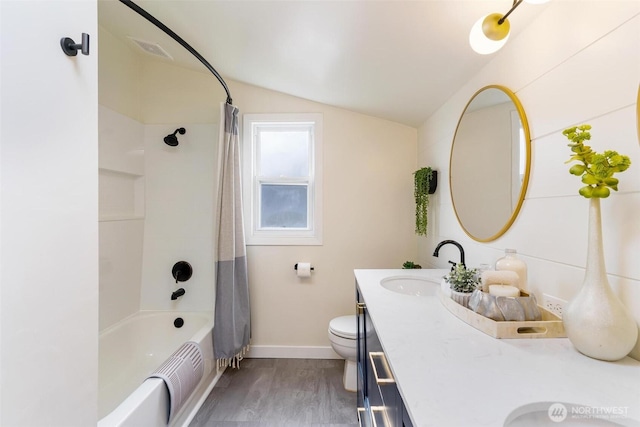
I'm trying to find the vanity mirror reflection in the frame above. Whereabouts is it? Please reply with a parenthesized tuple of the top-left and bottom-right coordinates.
(450, 85, 531, 242)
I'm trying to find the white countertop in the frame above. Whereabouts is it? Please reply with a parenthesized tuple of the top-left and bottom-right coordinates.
(354, 269, 640, 427)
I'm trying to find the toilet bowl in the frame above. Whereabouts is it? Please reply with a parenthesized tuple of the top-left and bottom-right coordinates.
(328, 315, 357, 392)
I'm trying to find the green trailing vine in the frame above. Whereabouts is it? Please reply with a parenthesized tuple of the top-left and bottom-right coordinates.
(562, 124, 631, 198)
(414, 167, 433, 236)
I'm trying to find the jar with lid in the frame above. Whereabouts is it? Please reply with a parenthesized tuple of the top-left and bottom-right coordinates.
(495, 249, 527, 291)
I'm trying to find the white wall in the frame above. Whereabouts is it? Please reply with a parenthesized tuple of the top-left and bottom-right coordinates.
(417, 2, 640, 359)
(139, 123, 217, 311)
(98, 27, 145, 330)
(98, 106, 145, 330)
(0, 1, 99, 425)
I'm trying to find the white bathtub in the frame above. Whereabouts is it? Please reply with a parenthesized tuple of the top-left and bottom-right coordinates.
(98, 311, 221, 427)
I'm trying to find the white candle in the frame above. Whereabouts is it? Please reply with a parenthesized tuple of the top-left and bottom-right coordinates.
(489, 285, 520, 297)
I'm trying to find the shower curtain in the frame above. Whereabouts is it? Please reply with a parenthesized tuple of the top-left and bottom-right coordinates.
(214, 102, 250, 368)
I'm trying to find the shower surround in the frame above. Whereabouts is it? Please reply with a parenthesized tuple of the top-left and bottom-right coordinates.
(99, 105, 221, 425)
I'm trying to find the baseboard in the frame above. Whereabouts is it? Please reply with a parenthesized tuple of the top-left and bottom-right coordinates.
(245, 345, 341, 359)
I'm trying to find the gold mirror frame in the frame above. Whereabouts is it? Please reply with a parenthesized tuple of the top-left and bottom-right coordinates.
(449, 85, 531, 242)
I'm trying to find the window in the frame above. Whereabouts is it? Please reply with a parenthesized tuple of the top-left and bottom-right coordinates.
(242, 113, 322, 245)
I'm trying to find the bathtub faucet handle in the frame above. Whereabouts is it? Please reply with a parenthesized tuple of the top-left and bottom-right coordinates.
(171, 288, 186, 300)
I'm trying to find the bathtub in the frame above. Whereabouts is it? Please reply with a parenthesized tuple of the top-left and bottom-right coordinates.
(98, 311, 222, 427)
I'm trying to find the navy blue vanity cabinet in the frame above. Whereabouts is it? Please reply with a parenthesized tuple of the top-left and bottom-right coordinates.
(356, 286, 372, 426)
(356, 282, 403, 427)
(402, 401, 414, 427)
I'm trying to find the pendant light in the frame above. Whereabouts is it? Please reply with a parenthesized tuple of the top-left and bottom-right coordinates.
(469, 0, 549, 55)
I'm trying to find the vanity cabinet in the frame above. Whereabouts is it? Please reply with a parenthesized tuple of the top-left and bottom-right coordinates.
(357, 284, 413, 427)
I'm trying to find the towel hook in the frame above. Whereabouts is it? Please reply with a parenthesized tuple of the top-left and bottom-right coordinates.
(60, 33, 90, 56)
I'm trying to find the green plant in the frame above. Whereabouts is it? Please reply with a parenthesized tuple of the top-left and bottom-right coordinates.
(414, 167, 434, 236)
(562, 124, 631, 198)
(402, 261, 422, 269)
(445, 264, 480, 293)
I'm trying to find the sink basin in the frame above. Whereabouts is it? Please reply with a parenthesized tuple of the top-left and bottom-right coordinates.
(380, 276, 438, 296)
(505, 402, 640, 426)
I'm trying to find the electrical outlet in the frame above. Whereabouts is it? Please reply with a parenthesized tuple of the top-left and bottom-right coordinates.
(543, 294, 567, 319)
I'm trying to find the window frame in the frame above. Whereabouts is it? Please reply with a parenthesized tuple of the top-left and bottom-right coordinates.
(242, 113, 323, 246)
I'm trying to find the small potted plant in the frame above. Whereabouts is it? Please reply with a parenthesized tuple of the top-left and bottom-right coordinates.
(445, 264, 480, 308)
(402, 261, 422, 269)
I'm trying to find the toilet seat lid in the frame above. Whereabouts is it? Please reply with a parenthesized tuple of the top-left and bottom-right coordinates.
(329, 315, 357, 339)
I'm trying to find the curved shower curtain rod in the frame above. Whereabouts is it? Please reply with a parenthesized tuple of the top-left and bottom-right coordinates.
(119, 0, 233, 105)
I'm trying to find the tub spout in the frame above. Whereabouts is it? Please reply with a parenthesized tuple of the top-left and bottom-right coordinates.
(433, 240, 466, 269)
(171, 288, 186, 300)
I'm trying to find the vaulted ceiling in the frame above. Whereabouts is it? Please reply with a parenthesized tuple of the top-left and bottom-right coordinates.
(98, 0, 548, 127)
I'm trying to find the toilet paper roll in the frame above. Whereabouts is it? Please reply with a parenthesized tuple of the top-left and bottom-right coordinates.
(296, 262, 312, 278)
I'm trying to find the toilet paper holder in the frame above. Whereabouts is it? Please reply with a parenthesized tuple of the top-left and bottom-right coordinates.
(294, 263, 315, 271)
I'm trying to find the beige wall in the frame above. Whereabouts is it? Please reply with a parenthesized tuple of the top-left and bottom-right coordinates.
(143, 64, 418, 352)
(100, 28, 418, 352)
(417, 2, 640, 359)
(98, 26, 142, 121)
(237, 88, 418, 350)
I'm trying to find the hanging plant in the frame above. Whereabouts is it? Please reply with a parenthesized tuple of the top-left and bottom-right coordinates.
(414, 167, 436, 236)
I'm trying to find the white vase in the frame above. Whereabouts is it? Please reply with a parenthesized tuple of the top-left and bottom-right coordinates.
(563, 198, 638, 361)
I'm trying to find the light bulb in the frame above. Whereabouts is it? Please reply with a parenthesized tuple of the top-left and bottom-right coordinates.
(469, 13, 510, 55)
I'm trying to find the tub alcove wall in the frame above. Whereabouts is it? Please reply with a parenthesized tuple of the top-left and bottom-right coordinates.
(98, 26, 219, 330)
(98, 25, 220, 425)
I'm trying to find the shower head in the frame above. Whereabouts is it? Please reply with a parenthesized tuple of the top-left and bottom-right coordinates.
(164, 127, 186, 146)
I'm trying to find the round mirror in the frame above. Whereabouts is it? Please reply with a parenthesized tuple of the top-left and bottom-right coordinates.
(450, 85, 531, 242)
(636, 85, 639, 144)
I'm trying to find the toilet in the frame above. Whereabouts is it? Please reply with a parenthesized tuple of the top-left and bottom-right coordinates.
(328, 315, 358, 392)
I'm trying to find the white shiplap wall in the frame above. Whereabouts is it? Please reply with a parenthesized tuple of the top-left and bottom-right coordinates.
(417, 2, 640, 359)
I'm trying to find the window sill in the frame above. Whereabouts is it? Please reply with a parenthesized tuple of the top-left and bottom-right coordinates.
(246, 235, 322, 246)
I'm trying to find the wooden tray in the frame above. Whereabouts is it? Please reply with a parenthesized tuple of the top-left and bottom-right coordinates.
(438, 290, 566, 339)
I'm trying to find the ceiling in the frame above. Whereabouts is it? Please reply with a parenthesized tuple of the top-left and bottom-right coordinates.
(98, 0, 548, 127)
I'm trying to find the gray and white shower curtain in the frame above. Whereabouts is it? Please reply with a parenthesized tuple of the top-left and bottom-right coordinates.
(214, 102, 250, 368)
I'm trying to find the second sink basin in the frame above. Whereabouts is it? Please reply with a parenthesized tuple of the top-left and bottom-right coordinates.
(504, 402, 640, 427)
(380, 276, 438, 297)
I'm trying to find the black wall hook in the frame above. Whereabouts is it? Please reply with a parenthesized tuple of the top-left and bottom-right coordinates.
(60, 33, 90, 56)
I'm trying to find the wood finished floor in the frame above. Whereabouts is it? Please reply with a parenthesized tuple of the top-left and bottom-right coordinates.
(189, 358, 358, 427)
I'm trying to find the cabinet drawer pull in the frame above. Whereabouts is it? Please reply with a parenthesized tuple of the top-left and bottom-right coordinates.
(369, 351, 395, 384)
(356, 302, 366, 314)
(371, 406, 392, 427)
